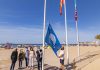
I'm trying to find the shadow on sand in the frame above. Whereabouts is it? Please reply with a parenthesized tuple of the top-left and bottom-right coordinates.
(16, 50, 100, 70)
(65, 50, 100, 70)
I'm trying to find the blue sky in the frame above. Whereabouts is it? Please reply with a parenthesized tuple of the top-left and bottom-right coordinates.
(0, 0, 100, 44)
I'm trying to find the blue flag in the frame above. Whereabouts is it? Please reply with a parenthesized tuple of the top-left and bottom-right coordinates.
(45, 24, 61, 55)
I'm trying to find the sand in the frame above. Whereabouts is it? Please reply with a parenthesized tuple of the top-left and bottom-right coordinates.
(0, 46, 100, 70)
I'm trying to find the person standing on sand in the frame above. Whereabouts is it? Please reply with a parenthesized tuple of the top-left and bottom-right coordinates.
(18, 49, 25, 69)
(36, 48, 43, 70)
(29, 47, 35, 69)
(39, 49, 43, 70)
(10, 48, 18, 70)
(58, 46, 65, 70)
(25, 47, 29, 68)
(36, 49, 40, 70)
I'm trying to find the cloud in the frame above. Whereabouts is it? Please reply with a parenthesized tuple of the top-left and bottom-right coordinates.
(0, 26, 43, 44)
(48, 23, 99, 44)
(0, 23, 99, 44)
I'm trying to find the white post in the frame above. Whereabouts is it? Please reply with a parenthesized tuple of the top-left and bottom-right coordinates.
(74, 0, 80, 58)
(42, 0, 46, 70)
(64, 0, 69, 64)
(75, 21, 80, 58)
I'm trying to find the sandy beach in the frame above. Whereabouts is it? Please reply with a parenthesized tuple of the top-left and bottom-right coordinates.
(0, 46, 100, 70)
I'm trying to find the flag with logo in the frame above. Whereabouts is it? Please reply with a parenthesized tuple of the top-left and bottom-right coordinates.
(59, 0, 64, 15)
(45, 24, 61, 55)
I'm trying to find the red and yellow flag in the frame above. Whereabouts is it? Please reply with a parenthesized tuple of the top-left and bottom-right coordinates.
(59, 0, 64, 15)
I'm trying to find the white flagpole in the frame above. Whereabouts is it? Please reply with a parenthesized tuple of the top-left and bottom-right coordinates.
(74, 0, 80, 58)
(64, 0, 69, 64)
(42, 0, 46, 70)
(75, 20, 80, 57)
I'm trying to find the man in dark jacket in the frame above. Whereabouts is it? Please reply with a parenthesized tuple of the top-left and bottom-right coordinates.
(36, 49, 43, 70)
(10, 48, 18, 70)
(36, 49, 40, 70)
(18, 49, 25, 69)
(39, 49, 43, 70)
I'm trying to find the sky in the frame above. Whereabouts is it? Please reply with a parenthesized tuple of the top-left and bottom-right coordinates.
(0, 0, 100, 44)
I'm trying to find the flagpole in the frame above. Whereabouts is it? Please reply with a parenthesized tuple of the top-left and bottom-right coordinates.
(42, 0, 46, 70)
(64, 0, 69, 64)
(74, 0, 80, 58)
(75, 20, 80, 57)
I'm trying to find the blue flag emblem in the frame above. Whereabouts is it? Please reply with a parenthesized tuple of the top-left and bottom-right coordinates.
(45, 24, 61, 55)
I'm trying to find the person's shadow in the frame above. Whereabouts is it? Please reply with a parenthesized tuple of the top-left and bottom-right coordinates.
(44, 66, 59, 70)
(16, 67, 26, 70)
(65, 63, 77, 70)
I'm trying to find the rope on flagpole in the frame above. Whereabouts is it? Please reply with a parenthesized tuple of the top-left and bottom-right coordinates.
(42, 0, 46, 70)
(64, 0, 69, 64)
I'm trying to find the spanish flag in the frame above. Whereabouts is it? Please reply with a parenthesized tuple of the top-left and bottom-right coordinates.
(59, 0, 64, 15)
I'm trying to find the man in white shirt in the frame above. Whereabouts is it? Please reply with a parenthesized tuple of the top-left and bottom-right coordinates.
(58, 46, 64, 70)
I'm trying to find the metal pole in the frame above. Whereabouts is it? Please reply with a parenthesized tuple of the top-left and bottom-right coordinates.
(42, 0, 46, 70)
(64, 0, 69, 64)
(75, 21, 80, 57)
(74, 0, 80, 58)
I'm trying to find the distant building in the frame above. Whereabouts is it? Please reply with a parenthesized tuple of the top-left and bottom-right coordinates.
(0, 45, 2, 48)
(79, 42, 96, 46)
(95, 40, 100, 46)
(4, 43, 12, 49)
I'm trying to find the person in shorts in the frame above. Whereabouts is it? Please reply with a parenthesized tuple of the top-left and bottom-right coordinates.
(58, 46, 64, 70)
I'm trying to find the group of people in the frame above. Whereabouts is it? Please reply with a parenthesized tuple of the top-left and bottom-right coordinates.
(10, 46, 65, 70)
(10, 47, 43, 70)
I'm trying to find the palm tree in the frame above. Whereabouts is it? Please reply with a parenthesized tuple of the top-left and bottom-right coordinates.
(95, 34, 100, 40)
(95, 34, 100, 46)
